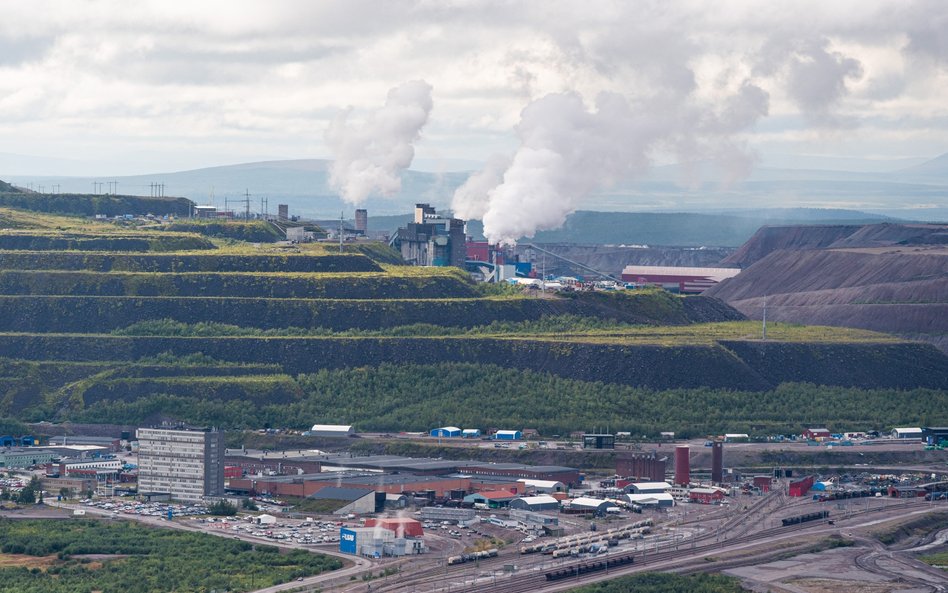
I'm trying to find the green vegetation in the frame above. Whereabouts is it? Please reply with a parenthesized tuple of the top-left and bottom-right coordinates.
(0, 231, 214, 252)
(922, 551, 948, 572)
(0, 519, 341, 593)
(17, 362, 943, 436)
(0, 192, 193, 217)
(564, 572, 748, 593)
(165, 219, 284, 242)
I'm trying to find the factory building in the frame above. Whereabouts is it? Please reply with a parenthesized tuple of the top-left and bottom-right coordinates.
(620, 265, 741, 294)
(136, 427, 224, 502)
(456, 463, 581, 487)
(616, 452, 666, 483)
(389, 204, 466, 267)
(0, 448, 56, 468)
(306, 486, 378, 515)
(789, 475, 816, 497)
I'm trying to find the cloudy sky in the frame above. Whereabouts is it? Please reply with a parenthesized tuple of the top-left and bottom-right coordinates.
(1, 0, 947, 176)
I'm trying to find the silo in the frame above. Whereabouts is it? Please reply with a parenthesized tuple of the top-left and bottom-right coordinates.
(711, 441, 723, 484)
(355, 209, 368, 233)
(674, 445, 690, 486)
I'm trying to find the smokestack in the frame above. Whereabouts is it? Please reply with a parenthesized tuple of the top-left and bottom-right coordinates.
(355, 209, 367, 233)
(711, 442, 723, 484)
(674, 445, 690, 486)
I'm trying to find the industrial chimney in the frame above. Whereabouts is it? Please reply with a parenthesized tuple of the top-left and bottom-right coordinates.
(711, 441, 723, 484)
(674, 445, 690, 486)
(355, 209, 368, 234)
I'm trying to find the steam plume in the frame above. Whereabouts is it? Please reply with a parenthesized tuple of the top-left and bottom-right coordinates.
(327, 80, 433, 205)
(455, 84, 768, 246)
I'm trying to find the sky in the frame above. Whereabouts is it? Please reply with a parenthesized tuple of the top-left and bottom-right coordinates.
(1, 0, 948, 177)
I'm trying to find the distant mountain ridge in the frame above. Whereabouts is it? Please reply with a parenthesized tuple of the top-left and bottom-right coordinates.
(4, 152, 948, 220)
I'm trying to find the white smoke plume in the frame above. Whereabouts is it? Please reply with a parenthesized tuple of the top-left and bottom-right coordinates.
(450, 153, 511, 221)
(457, 84, 769, 246)
(326, 80, 433, 205)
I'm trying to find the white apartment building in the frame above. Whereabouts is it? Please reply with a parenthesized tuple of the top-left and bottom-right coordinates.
(136, 427, 224, 502)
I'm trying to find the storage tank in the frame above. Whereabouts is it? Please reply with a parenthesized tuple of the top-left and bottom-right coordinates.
(674, 445, 690, 486)
(711, 442, 723, 484)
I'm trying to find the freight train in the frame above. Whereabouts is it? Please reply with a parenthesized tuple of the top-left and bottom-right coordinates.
(545, 554, 635, 581)
(519, 519, 653, 555)
(446, 548, 498, 565)
(781, 510, 829, 526)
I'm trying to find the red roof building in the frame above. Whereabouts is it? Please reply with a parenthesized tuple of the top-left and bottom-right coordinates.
(802, 428, 832, 441)
(364, 518, 424, 538)
(688, 488, 726, 504)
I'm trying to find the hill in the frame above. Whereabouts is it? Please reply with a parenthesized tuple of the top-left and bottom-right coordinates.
(0, 206, 945, 435)
(0, 179, 16, 193)
(707, 223, 948, 350)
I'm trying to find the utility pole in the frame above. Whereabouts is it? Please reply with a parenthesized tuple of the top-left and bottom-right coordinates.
(762, 296, 767, 340)
(338, 211, 344, 252)
(244, 189, 251, 220)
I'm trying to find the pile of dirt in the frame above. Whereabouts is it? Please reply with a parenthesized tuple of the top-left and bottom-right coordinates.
(708, 223, 948, 349)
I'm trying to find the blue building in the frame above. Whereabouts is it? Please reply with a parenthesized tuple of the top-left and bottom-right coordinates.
(493, 430, 522, 440)
(340, 527, 358, 555)
(430, 426, 461, 438)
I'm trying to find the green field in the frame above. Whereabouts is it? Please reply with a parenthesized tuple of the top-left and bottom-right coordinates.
(0, 519, 341, 593)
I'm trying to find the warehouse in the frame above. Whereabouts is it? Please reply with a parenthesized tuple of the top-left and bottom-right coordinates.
(562, 497, 616, 516)
(891, 427, 922, 439)
(626, 492, 675, 508)
(509, 495, 560, 511)
(340, 526, 393, 556)
(620, 265, 740, 293)
(626, 481, 672, 495)
(517, 479, 566, 493)
(493, 430, 522, 440)
(430, 427, 461, 438)
(306, 486, 378, 515)
(802, 428, 832, 441)
(789, 476, 816, 497)
(309, 424, 355, 438)
(461, 429, 481, 438)
(463, 490, 519, 508)
(582, 434, 615, 449)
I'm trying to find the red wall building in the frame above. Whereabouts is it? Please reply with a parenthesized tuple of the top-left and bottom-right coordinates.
(789, 475, 815, 497)
(689, 488, 726, 504)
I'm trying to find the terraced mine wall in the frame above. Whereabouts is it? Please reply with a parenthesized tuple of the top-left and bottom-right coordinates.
(0, 233, 215, 252)
(0, 192, 194, 217)
(1, 335, 946, 392)
(0, 251, 382, 272)
(0, 270, 482, 299)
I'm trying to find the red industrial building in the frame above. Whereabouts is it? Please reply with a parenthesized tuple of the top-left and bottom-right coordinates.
(616, 453, 666, 483)
(711, 442, 724, 484)
(802, 428, 832, 441)
(674, 446, 690, 486)
(363, 518, 424, 538)
(789, 475, 815, 497)
(689, 487, 726, 504)
(620, 265, 740, 294)
(224, 466, 243, 479)
(753, 476, 772, 492)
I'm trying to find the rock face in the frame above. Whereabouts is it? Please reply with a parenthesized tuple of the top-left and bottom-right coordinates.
(708, 223, 948, 350)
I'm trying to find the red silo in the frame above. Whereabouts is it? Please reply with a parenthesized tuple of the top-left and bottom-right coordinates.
(674, 445, 690, 486)
(711, 441, 723, 484)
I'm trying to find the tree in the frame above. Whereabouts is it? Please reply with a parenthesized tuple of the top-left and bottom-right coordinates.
(207, 500, 238, 516)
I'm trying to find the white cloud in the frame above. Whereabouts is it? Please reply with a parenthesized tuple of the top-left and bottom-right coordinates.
(0, 0, 945, 175)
